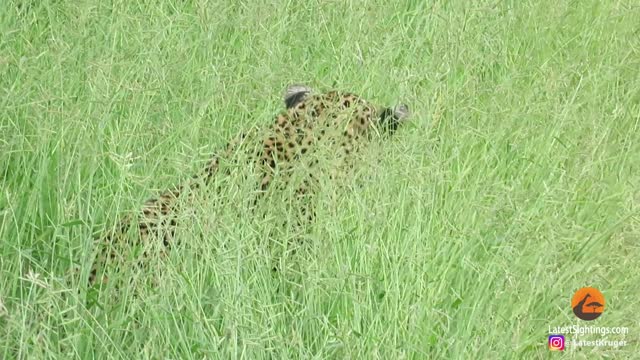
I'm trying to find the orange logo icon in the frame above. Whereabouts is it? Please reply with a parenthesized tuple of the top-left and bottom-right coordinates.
(572, 287, 605, 321)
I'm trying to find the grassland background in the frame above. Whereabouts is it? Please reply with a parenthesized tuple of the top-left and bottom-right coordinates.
(1, 0, 639, 358)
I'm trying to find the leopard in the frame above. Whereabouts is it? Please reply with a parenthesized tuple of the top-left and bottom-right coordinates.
(86, 84, 410, 288)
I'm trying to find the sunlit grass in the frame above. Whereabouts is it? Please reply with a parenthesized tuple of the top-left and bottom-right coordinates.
(1, 0, 639, 358)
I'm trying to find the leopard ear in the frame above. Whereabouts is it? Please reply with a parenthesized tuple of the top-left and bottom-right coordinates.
(379, 103, 410, 133)
(393, 104, 410, 122)
(284, 84, 313, 108)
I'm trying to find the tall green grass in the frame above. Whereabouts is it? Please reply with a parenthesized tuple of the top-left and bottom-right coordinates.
(1, 0, 639, 358)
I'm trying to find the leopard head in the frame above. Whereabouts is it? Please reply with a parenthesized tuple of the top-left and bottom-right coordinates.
(284, 84, 410, 133)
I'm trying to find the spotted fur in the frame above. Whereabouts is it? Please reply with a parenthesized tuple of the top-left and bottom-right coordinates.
(88, 85, 410, 286)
